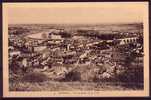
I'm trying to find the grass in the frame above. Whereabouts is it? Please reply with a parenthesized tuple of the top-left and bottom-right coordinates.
(21, 72, 49, 82)
(9, 66, 144, 91)
(10, 80, 143, 91)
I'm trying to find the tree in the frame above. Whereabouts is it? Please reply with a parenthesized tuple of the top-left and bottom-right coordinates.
(64, 71, 81, 81)
(115, 44, 143, 86)
(60, 32, 72, 38)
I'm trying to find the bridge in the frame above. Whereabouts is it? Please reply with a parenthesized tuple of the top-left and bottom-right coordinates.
(118, 37, 138, 45)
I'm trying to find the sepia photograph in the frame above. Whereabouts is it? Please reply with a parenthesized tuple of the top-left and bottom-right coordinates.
(3, 2, 149, 97)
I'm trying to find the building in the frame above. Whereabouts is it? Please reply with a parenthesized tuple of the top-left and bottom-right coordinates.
(49, 33, 62, 40)
(34, 46, 47, 52)
(9, 50, 21, 57)
(26, 30, 62, 40)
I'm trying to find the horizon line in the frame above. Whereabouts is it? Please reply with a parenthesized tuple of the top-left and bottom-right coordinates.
(8, 22, 143, 25)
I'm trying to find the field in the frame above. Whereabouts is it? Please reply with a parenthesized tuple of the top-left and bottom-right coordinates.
(10, 72, 143, 91)
(10, 81, 143, 91)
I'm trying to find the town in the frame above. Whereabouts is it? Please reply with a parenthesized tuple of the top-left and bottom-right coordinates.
(9, 23, 144, 90)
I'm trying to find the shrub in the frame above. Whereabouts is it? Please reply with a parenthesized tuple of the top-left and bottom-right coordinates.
(21, 72, 49, 82)
(64, 71, 81, 81)
(117, 67, 143, 83)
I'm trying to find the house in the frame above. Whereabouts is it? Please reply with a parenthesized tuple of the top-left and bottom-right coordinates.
(9, 50, 21, 57)
(34, 46, 47, 52)
(49, 33, 62, 40)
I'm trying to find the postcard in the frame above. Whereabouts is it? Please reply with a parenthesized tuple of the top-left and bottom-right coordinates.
(3, 2, 149, 97)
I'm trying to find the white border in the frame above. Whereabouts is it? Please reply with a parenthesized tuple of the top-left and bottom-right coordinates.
(3, 2, 149, 97)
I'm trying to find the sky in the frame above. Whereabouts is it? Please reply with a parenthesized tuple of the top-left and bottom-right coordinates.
(5, 3, 147, 24)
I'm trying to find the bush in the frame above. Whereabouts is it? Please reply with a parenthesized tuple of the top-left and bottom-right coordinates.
(117, 69, 144, 89)
(63, 71, 81, 81)
(21, 72, 49, 82)
(117, 68, 143, 83)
